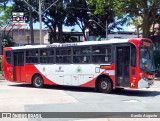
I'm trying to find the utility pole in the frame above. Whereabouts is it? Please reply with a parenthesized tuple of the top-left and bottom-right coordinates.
(87, 12, 108, 40)
(23, 0, 59, 45)
(29, 6, 34, 44)
(106, 20, 108, 40)
(18, 27, 20, 46)
(39, 0, 42, 45)
(0, 26, 2, 55)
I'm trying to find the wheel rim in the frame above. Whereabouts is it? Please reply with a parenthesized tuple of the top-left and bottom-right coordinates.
(101, 81, 108, 90)
(34, 77, 42, 87)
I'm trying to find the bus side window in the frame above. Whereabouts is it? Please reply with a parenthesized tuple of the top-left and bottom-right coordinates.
(64, 56, 71, 63)
(56, 48, 71, 64)
(40, 49, 54, 63)
(73, 46, 91, 64)
(131, 45, 136, 66)
(92, 45, 111, 63)
(26, 49, 39, 64)
(6, 51, 12, 64)
(73, 57, 81, 63)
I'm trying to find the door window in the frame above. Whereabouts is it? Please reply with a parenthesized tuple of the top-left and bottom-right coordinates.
(14, 52, 24, 66)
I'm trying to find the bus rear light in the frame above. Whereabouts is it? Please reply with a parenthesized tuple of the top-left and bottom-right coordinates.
(100, 65, 112, 69)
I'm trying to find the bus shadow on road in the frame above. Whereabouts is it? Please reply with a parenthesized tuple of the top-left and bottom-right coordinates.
(9, 84, 160, 97)
(111, 89, 160, 97)
(9, 84, 95, 92)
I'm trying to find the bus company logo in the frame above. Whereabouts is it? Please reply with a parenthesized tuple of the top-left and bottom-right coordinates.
(56, 66, 64, 72)
(12, 12, 24, 23)
(43, 67, 45, 72)
(76, 66, 82, 73)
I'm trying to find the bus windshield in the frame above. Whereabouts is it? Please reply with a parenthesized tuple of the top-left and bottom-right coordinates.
(140, 42, 154, 72)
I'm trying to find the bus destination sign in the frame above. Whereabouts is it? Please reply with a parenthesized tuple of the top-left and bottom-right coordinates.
(142, 41, 151, 47)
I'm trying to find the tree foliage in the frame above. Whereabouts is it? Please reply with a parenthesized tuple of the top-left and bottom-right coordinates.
(87, 0, 160, 38)
(12, 0, 118, 43)
(0, 1, 15, 49)
(65, 0, 118, 40)
(1, 34, 15, 47)
(0, 4, 12, 27)
(65, 0, 90, 41)
(1, 0, 122, 44)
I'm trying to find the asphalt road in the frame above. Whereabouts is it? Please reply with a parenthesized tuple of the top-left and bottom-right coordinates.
(0, 79, 160, 121)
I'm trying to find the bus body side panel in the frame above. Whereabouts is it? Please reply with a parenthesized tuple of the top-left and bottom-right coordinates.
(33, 63, 115, 88)
(13, 52, 25, 82)
(3, 60, 13, 81)
(129, 39, 140, 89)
(25, 64, 57, 85)
(14, 66, 25, 82)
(3, 48, 13, 82)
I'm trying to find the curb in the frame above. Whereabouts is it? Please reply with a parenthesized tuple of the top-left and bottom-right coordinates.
(0, 76, 4, 80)
(155, 78, 160, 80)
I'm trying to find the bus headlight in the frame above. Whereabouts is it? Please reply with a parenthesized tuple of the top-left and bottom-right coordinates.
(148, 75, 154, 79)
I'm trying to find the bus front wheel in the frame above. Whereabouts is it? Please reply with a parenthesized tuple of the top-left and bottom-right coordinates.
(32, 74, 44, 88)
(98, 77, 113, 93)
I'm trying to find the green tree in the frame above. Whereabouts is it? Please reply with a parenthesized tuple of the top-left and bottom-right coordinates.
(1, 34, 15, 47)
(87, 0, 160, 38)
(0, 5, 12, 27)
(66, 0, 118, 40)
(10, 0, 123, 44)
(65, 0, 90, 40)
(42, 0, 70, 43)
(0, 2, 15, 54)
(0, 0, 11, 9)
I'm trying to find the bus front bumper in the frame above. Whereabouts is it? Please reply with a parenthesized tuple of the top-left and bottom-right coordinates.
(138, 78, 154, 88)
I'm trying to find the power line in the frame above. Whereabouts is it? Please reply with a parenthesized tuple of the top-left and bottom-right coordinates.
(46, 4, 160, 11)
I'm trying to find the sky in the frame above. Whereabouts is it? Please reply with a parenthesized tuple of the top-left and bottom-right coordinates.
(32, 22, 81, 32)
(32, 22, 132, 32)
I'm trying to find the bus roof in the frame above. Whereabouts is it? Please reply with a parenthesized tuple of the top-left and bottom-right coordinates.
(8, 38, 141, 50)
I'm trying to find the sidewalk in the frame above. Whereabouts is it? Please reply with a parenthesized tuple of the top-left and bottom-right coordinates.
(0, 74, 4, 80)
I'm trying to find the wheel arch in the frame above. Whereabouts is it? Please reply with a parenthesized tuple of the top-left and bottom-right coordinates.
(95, 74, 114, 91)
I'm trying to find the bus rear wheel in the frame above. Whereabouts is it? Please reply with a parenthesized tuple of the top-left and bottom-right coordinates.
(98, 77, 113, 93)
(32, 74, 44, 88)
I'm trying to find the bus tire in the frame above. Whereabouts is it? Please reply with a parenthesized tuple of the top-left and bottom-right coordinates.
(98, 77, 113, 93)
(32, 74, 44, 88)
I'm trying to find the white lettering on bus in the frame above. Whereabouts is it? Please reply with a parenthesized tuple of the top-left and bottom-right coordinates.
(47, 43, 77, 48)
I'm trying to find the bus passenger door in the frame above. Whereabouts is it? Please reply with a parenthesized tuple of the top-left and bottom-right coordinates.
(116, 46, 130, 87)
(14, 52, 25, 82)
